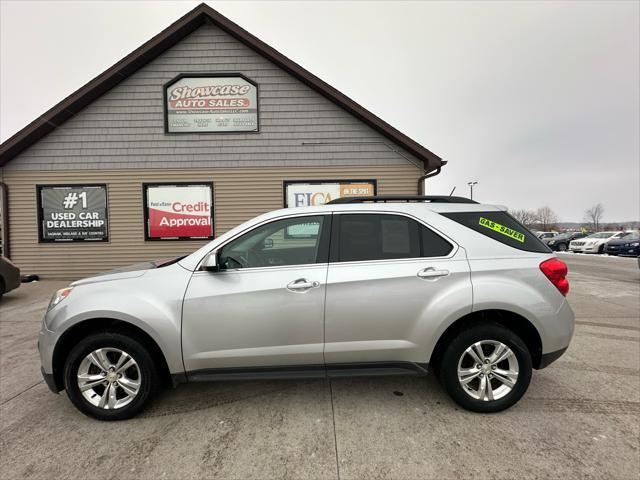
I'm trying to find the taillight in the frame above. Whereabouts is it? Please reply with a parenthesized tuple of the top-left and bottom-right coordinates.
(539, 258, 569, 296)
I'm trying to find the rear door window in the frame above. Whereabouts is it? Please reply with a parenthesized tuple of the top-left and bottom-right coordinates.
(334, 214, 452, 262)
(441, 211, 550, 253)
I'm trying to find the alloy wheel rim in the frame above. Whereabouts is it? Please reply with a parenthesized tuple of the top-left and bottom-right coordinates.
(77, 348, 141, 410)
(457, 340, 519, 401)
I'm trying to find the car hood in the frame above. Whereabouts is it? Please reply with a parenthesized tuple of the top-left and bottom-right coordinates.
(71, 257, 183, 286)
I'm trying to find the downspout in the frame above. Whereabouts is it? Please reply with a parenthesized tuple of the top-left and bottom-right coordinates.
(418, 160, 446, 195)
(0, 181, 9, 258)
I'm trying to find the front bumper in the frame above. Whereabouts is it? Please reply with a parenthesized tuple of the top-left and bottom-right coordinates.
(41, 366, 60, 393)
(38, 316, 62, 392)
(570, 244, 599, 253)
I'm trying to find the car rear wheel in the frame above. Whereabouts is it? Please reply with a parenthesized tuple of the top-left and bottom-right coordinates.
(63, 332, 158, 420)
(438, 323, 532, 413)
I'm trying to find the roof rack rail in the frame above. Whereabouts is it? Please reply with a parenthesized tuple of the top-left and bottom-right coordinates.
(326, 195, 478, 205)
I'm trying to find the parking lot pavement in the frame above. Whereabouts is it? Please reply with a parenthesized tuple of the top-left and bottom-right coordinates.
(1, 256, 638, 480)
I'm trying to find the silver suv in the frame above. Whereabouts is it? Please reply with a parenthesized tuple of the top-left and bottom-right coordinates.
(39, 196, 574, 420)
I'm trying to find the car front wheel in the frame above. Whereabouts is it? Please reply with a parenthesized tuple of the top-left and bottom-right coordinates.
(438, 323, 532, 413)
(558, 243, 567, 251)
(63, 332, 158, 420)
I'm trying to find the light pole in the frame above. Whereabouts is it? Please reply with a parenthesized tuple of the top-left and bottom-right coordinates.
(467, 181, 478, 200)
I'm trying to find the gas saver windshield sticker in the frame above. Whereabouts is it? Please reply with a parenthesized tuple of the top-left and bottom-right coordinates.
(478, 217, 525, 243)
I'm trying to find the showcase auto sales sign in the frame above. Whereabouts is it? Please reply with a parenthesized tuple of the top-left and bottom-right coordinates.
(165, 75, 258, 133)
(145, 184, 213, 240)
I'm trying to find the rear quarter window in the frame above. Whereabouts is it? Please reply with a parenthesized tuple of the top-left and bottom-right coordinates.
(441, 211, 551, 253)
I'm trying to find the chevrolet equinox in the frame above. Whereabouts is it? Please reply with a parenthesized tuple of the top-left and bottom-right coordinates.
(39, 196, 574, 420)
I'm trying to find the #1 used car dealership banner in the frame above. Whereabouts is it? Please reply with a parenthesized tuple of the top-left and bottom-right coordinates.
(37, 185, 108, 242)
(284, 180, 376, 207)
(144, 184, 214, 240)
(165, 75, 258, 133)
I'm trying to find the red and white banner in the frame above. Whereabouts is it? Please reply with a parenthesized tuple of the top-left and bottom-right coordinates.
(145, 184, 213, 240)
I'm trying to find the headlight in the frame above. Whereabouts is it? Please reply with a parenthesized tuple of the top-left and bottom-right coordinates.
(630, 242, 640, 247)
(548, 241, 556, 245)
(48, 287, 74, 310)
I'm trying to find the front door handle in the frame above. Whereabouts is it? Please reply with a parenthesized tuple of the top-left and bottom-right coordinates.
(286, 278, 320, 292)
(417, 267, 450, 279)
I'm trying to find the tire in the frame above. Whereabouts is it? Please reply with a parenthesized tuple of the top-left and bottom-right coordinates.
(598, 245, 604, 254)
(64, 332, 158, 421)
(438, 323, 532, 413)
(557, 243, 567, 251)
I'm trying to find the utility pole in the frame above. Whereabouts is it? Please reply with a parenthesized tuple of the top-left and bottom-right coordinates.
(467, 181, 478, 200)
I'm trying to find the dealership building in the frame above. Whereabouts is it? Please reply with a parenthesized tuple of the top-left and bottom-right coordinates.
(0, 3, 444, 279)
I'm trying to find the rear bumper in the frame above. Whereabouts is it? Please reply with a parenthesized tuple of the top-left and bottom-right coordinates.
(538, 347, 568, 369)
(2, 265, 21, 293)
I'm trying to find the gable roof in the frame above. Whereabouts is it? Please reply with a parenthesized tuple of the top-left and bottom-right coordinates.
(0, 3, 442, 170)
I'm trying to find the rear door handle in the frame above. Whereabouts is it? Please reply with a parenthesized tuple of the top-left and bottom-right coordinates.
(417, 267, 450, 279)
(286, 278, 320, 292)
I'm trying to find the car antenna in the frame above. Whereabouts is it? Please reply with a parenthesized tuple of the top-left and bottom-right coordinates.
(449, 187, 456, 196)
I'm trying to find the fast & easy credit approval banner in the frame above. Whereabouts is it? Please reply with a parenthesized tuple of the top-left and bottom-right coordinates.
(144, 184, 214, 240)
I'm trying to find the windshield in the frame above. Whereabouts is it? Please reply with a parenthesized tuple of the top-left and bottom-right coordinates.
(621, 232, 640, 240)
(553, 233, 570, 240)
(586, 232, 619, 239)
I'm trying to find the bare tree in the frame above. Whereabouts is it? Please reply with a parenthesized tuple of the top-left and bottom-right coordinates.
(584, 203, 605, 231)
(535, 206, 559, 230)
(510, 209, 537, 228)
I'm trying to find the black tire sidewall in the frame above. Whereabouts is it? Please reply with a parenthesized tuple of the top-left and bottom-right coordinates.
(63, 332, 157, 421)
(439, 323, 532, 413)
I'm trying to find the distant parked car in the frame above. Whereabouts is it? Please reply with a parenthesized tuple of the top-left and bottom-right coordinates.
(0, 256, 21, 299)
(544, 232, 587, 251)
(536, 232, 558, 240)
(569, 231, 625, 254)
(604, 231, 640, 257)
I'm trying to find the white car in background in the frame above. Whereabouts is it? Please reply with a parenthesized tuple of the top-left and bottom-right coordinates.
(569, 231, 625, 254)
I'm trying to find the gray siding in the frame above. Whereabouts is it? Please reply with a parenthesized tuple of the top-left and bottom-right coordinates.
(5, 24, 423, 171)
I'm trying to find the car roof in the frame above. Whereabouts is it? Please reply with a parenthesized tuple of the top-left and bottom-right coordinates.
(266, 202, 504, 218)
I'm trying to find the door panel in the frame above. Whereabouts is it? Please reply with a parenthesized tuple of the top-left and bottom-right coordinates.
(182, 264, 327, 371)
(182, 213, 330, 372)
(324, 212, 472, 364)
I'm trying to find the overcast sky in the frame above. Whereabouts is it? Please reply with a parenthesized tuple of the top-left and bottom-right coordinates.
(1, 0, 638, 221)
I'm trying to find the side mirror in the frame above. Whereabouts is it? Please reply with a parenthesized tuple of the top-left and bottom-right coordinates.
(201, 252, 219, 272)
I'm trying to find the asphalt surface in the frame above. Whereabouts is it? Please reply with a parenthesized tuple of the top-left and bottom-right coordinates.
(1, 255, 638, 479)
